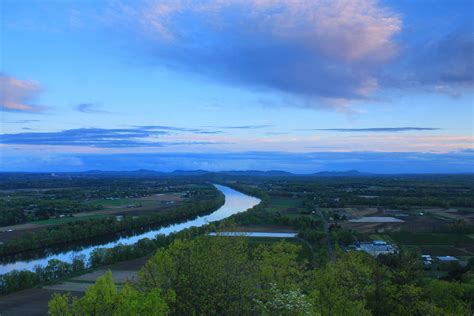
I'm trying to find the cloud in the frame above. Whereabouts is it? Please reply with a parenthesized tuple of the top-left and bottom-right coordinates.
(0, 127, 224, 148)
(390, 30, 474, 95)
(136, 125, 223, 134)
(2, 151, 473, 173)
(111, 0, 402, 108)
(297, 127, 441, 132)
(0, 74, 45, 112)
(4, 120, 40, 124)
(0, 127, 167, 148)
(75, 103, 109, 113)
(209, 125, 272, 130)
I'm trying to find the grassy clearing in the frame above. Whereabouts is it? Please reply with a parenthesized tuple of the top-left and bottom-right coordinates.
(269, 197, 303, 212)
(34, 214, 111, 225)
(85, 198, 147, 207)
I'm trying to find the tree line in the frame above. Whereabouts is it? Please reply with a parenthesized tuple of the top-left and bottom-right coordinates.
(49, 236, 474, 315)
(0, 189, 223, 256)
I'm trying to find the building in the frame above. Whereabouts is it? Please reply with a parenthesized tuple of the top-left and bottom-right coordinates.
(436, 256, 458, 262)
(421, 254, 433, 266)
(350, 240, 396, 257)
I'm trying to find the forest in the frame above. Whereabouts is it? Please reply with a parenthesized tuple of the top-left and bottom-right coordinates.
(49, 236, 473, 315)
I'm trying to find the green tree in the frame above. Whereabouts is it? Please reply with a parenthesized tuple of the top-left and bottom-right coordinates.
(138, 236, 256, 315)
(255, 284, 314, 316)
(48, 271, 168, 316)
(255, 241, 307, 291)
(424, 280, 471, 315)
(310, 252, 374, 316)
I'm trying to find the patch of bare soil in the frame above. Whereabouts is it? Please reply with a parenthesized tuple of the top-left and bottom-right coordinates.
(0, 288, 83, 316)
(0, 224, 49, 243)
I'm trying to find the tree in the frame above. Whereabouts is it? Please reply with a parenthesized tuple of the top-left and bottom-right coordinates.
(255, 241, 307, 291)
(48, 293, 74, 316)
(424, 280, 470, 315)
(77, 270, 117, 315)
(138, 236, 256, 315)
(310, 252, 374, 316)
(378, 248, 424, 285)
(48, 271, 168, 316)
(255, 284, 314, 316)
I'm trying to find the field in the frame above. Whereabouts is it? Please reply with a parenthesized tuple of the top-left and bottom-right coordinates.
(385, 232, 474, 257)
(423, 207, 474, 223)
(0, 223, 49, 243)
(0, 193, 184, 243)
(0, 256, 150, 315)
(1, 173, 473, 314)
(33, 214, 111, 225)
(84, 193, 184, 216)
(269, 197, 303, 212)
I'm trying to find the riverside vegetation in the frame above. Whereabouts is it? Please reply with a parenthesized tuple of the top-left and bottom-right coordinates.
(0, 172, 473, 314)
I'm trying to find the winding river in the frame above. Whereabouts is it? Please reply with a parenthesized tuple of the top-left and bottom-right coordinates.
(0, 184, 260, 275)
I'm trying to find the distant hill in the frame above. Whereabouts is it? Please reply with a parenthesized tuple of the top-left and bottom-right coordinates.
(310, 170, 373, 177)
(219, 170, 295, 177)
(40, 169, 375, 177)
(170, 170, 211, 176)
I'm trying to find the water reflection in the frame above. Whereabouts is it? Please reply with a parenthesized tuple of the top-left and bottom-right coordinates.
(0, 185, 260, 275)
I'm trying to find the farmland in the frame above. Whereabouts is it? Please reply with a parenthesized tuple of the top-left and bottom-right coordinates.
(0, 172, 473, 315)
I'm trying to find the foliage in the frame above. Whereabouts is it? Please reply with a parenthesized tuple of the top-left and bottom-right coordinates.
(0, 256, 86, 295)
(48, 271, 169, 316)
(51, 237, 473, 315)
(0, 186, 224, 255)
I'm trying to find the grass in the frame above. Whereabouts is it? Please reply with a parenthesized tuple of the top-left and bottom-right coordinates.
(417, 245, 473, 256)
(85, 197, 165, 210)
(266, 196, 310, 218)
(85, 198, 145, 207)
(386, 232, 474, 256)
(34, 214, 112, 225)
(269, 197, 303, 212)
(388, 232, 472, 246)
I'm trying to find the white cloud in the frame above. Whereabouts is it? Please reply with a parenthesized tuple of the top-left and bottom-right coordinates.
(0, 74, 45, 112)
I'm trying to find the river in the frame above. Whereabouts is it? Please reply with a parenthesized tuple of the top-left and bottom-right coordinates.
(0, 184, 260, 275)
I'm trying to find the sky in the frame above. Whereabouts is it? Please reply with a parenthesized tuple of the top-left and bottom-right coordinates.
(0, 0, 473, 173)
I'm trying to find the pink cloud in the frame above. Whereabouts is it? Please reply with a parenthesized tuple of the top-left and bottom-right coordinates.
(109, 0, 401, 110)
(0, 74, 45, 112)
(132, 0, 401, 62)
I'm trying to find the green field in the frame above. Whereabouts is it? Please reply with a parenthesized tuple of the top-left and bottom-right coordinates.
(84, 197, 161, 209)
(388, 232, 472, 246)
(34, 214, 112, 225)
(385, 232, 474, 256)
(268, 197, 304, 213)
(416, 245, 473, 256)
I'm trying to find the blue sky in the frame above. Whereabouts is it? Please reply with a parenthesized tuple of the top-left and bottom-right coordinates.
(0, 0, 473, 173)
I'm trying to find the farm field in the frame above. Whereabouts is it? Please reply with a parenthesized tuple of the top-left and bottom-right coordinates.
(386, 232, 474, 257)
(1, 173, 473, 315)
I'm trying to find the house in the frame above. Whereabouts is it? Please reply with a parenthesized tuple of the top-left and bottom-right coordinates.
(421, 255, 433, 266)
(350, 240, 396, 257)
(436, 256, 458, 262)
